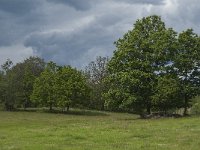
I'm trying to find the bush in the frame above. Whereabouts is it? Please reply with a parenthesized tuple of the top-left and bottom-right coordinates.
(191, 96, 200, 115)
(0, 103, 3, 110)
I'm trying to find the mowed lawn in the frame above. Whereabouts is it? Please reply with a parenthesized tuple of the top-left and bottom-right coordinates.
(0, 110, 200, 150)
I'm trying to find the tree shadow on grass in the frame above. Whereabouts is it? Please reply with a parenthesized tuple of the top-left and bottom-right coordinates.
(14, 108, 109, 116)
(46, 109, 109, 116)
(2, 108, 38, 112)
(16, 108, 109, 116)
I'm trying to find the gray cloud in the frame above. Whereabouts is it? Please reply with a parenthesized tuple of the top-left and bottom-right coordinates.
(0, 0, 45, 46)
(47, 0, 94, 11)
(0, 0, 200, 68)
(0, 0, 39, 15)
(150, 0, 200, 33)
(24, 16, 117, 67)
(116, 0, 166, 5)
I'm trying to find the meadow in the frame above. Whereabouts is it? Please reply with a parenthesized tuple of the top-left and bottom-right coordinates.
(0, 110, 200, 150)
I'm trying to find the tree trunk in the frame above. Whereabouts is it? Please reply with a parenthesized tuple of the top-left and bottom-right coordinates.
(101, 102, 105, 111)
(183, 96, 188, 116)
(146, 99, 151, 114)
(183, 98, 187, 116)
(23, 100, 27, 110)
(147, 106, 151, 115)
(66, 105, 69, 111)
(183, 72, 188, 116)
(49, 103, 52, 111)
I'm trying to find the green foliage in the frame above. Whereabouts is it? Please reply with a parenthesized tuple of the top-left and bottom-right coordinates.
(152, 75, 182, 112)
(1, 15, 200, 116)
(31, 63, 90, 111)
(104, 15, 177, 115)
(0, 57, 45, 110)
(0, 59, 15, 110)
(0, 72, 2, 104)
(191, 96, 200, 115)
(103, 15, 200, 115)
(55, 66, 90, 110)
(17, 57, 45, 108)
(31, 61, 58, 110)
(173, 29, 200, 115)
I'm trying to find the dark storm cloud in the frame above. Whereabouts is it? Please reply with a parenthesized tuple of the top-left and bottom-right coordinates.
(22, 0, 200, 68)
(47, 0, 165, 12)
(116, 0, 166, 5)
(47, 0, 93, 11)
(0, 0, 44, 46)
(0, 0, 38, 15)
(0, 0, 200, 68)
(24, 16, 118, 67)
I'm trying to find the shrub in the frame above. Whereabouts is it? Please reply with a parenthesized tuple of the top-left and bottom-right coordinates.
(191, 96, 200, 115)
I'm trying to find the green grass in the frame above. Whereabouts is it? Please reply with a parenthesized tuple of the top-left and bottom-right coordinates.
(0, 110, 200, 150)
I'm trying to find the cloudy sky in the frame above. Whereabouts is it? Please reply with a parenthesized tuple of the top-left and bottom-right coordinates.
(0, 0, 199, 68)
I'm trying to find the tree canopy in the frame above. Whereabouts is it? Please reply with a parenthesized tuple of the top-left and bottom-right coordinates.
(104, 15, 200, 116)
(1, 15, 200, 116)
(31, 63, 90, 111)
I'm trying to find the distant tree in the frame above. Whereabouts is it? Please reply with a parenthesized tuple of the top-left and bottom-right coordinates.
(173, 29, 200, 115)
(104, 15, 177, 115)
(0, 57, 45, 110)
(31, 62, 90, 111)
(0, 71, 2, 105)
(22, 67, 38, 108)
(85, 56, 109, 110)
(7, 56, 45, 109)
(0, 59, 15, 110)
(31, 61, 57, 111)
(55, 66, 90, 111)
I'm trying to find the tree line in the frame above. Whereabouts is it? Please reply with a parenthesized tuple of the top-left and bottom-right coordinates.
(0, 15, 200, 116)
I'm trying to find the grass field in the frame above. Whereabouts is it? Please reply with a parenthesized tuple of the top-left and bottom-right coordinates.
(0, 110, 200, 150)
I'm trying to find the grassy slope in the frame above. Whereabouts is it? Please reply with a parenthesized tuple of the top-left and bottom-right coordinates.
(0, 110, 200, 150)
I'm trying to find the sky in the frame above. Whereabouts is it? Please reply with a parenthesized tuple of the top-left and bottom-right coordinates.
(0, 0, 200, 68)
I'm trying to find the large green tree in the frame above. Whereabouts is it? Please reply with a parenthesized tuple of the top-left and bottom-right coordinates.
(173, 29, 200, 115)
(104, 15, 177, 115)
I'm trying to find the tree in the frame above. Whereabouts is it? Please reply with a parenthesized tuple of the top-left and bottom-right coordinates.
(0, 59, 15, 110)
(104, 15, 177, 115)
(31, 63, 90, 111)
(4, 56, 45, 109)
(55, 66, 90, 111)
(173, 29, 200, 115)
(31, 61, 57, 111)
(0, 71, 2, 106)
(22, 67, 37, 108)
(85, 56, 109, 110)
